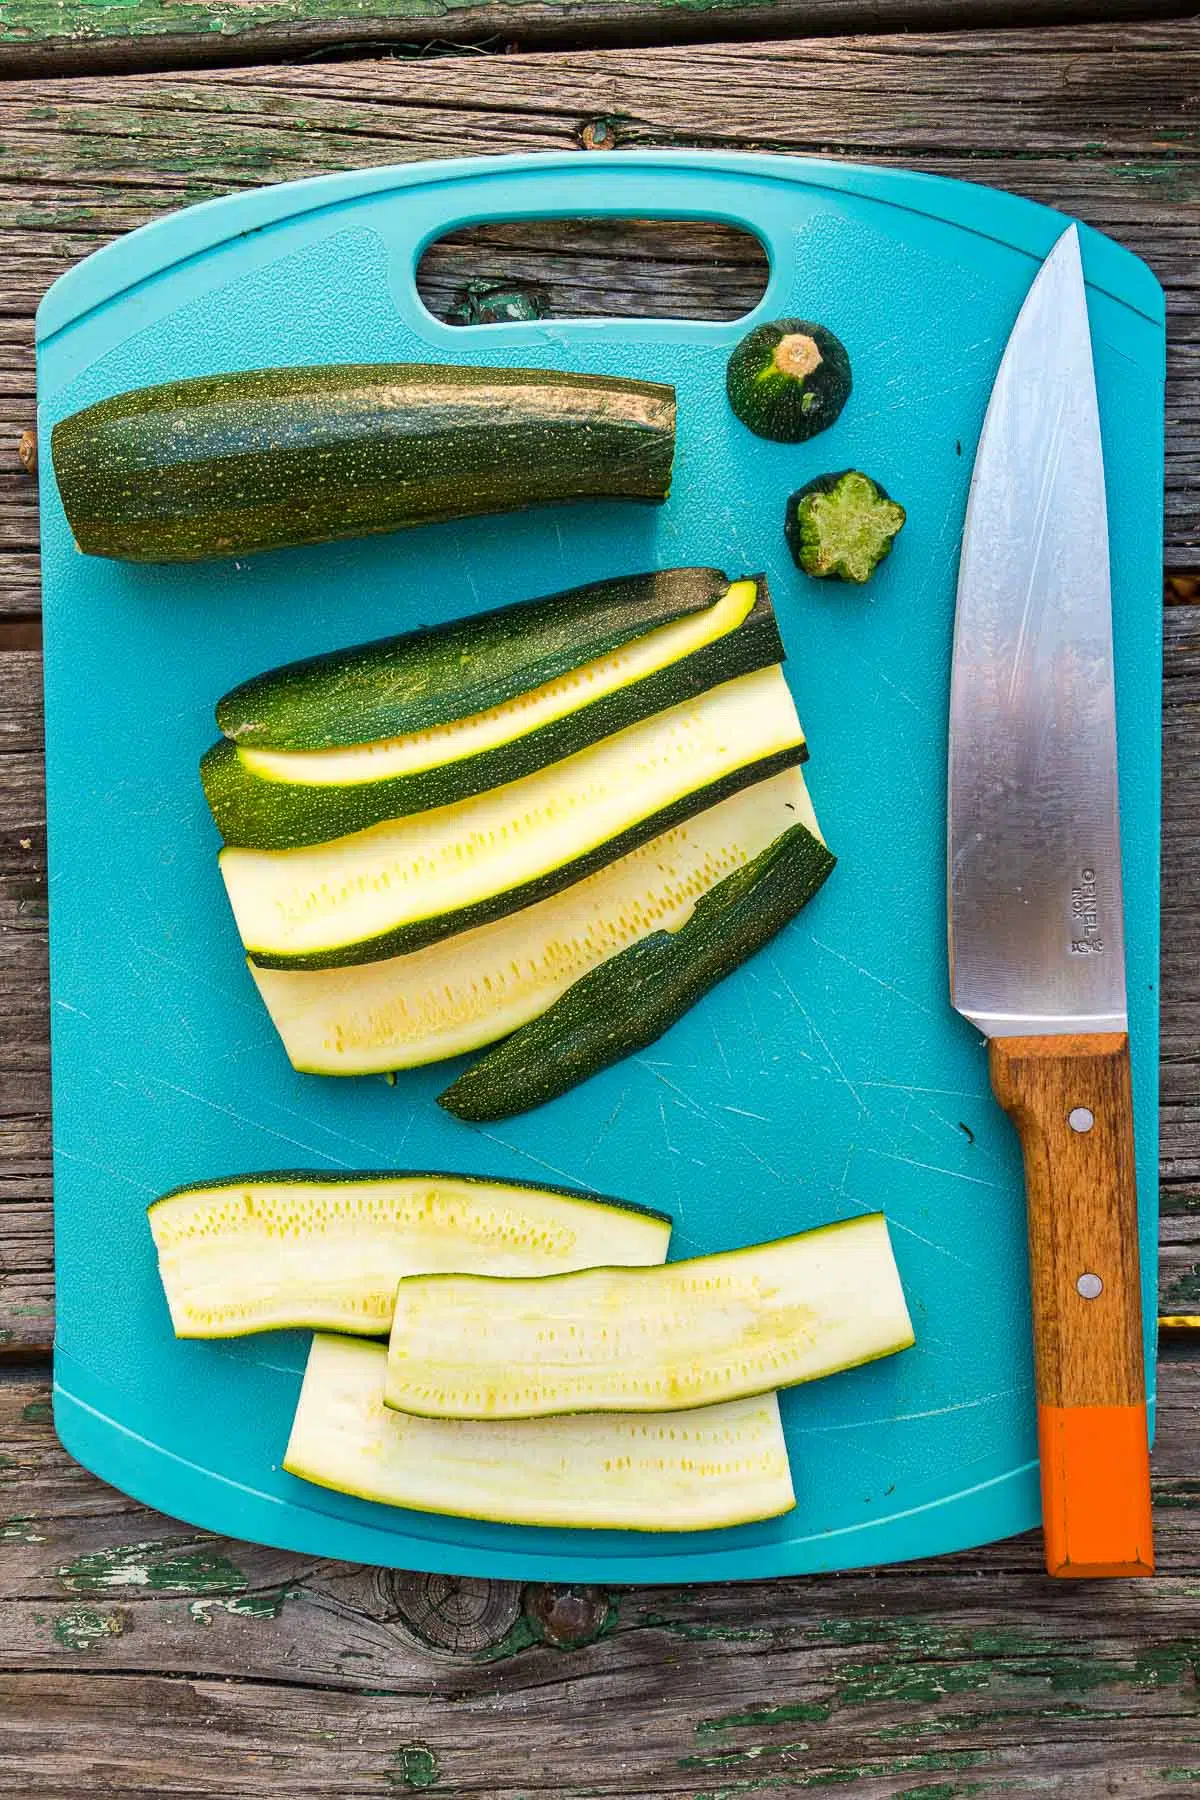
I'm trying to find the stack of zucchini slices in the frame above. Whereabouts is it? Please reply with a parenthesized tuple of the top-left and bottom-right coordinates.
(150, 1170, 914, 1532)
(204, 567, 835, 1117)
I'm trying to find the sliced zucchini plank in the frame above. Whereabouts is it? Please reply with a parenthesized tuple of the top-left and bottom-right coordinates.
(250, 768, 810, 1077)
(204, 579, 790, 848)
(384, 1214, 913, 1420)
(440, 781, 834, 1121)
(218, 566, 729, 750)
(52, 364, 676, 564)
(285, 1335, 796, 1533)
(149, 1171, 670, 1340)
(220, 667, 807, 970)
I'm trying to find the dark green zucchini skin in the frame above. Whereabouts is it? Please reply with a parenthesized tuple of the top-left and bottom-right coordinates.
(438, 822, 835, 1121)
(202, 583, 794, 849)
(726, 319, 852, 444)
(151, 1168, 671, 1227)
(50, 363, 676, 564)
(217, 566, 730, 750)
(243, 745, 807, 972)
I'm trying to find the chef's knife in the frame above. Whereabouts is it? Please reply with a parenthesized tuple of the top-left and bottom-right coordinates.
(948, 224, 1154, 1579)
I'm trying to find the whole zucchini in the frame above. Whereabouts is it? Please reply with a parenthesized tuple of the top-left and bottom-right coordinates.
(50, 363, 676, 563)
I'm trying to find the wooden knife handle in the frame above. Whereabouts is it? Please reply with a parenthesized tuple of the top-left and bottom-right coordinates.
(989, 1032, 1154, 1579)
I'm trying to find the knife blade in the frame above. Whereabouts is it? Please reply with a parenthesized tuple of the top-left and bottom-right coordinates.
(948, 224, 1153, 1578)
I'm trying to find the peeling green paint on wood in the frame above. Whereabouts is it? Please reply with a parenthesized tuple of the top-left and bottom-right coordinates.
(876, 1703, 1113, 1740)
(0, 1515, 47, 1544)
(680, 1740, 810, 1771)
(20, 1400, 52, 1423)
(52, 1605, 126, 1651)
(388, 1744, 439, 1790)
(892, 1785, 989, 1800)
(187, 1587, 298, 1623)
(698, 1703, 831, 1734)
(56, 1537, 248, 1595)
(645, 1613, 775, 1644)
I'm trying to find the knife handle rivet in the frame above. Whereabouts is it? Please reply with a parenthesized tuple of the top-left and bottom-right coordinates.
(1077, 1272, 1104, 1300)
(1067, 1106, 1095, 1133)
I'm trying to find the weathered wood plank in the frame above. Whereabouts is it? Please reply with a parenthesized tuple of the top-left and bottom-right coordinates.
(0, 608, 1197, 1346)
(0, 0, 1189, 80)
(0, 1347, 1198, 1797)
(2, 25, 1200, 591)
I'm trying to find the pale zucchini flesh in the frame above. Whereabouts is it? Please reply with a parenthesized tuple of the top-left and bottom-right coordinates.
(285, 1335, 796, 1532)
(148, 1171, 670, 1339)
(385, 1214, 914, 1420)
(250, 768, 811, 1076)
(221, 666, 806, 970)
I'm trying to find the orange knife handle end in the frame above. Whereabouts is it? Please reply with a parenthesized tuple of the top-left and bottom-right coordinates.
(1038, 1401, 1154, 1577)
(989, 1033, 1154, 1580)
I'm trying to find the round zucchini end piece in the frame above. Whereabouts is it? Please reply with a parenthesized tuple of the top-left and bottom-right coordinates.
(726, 318, 852, 443)
(784, 470, 906, 585)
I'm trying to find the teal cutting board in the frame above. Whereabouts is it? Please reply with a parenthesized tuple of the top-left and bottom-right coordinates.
(36, 151, 1164, 1581)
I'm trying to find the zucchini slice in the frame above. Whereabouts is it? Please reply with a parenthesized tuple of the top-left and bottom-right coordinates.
(204, 577, 788, 848)
(249, 769, 811, 1076)
(51, 363, 676, 564)
(149, 1171, 670, 1339)
(220, 667, 807, 970)
(218, 566, 729, 750)
(440, 781, 834, 1121)
(384, 1215, 913, 1420)
(285, 1335, 796, 1533)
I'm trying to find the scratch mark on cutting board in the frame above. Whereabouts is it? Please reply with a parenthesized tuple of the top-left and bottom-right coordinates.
(860, 1080, 980, 1101)
(710, 1025, 733, 1086)
(130, 940, 264, 1014)
(768, 953, 869, 1117)
(739, 974, 769, 1073)
(57, 1149, 157, 1196)
(865, 1147, 1006, 1192)
(643, 1066, 789, 1185)
(808, 936, 939, 1019)
(871, 666, 923, 714)
(793, 1388, 1018, 1436)
(147, 1078, 352, 1167)
(473, 1131, 580, 1188)
(887, 1217, 983, 1271)
(720, 1105, 770, 1123)
(657, 1097, 681, 1158)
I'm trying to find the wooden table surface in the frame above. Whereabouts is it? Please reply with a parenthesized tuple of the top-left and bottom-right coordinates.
(2, 4, 1199, 1794)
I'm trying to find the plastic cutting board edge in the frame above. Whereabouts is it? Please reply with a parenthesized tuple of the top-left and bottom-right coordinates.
(35, 151, 1164, 1581)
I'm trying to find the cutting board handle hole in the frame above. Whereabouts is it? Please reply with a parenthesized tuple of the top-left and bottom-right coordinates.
(415, 216, 769, 326)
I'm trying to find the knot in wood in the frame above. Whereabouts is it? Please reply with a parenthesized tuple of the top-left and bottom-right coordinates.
(579, 118, 618, 151)
(387, 1571, 521, 1658)
(523, 1583, 611, 1649)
